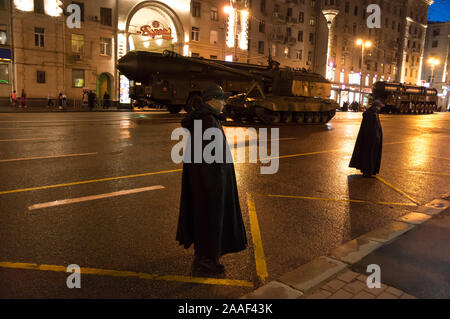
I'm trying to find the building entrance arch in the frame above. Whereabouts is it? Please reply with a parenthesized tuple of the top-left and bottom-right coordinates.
(125, 1, 184, 54)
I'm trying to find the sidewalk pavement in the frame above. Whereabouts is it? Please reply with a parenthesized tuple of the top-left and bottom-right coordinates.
(0, 106, 166, 113)
(243, 196, 450, 299)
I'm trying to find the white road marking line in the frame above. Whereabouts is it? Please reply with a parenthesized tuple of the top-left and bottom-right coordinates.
(0, 152, 97, 163)
(0, 138, 52, 142)
(28, 185, 165, 211)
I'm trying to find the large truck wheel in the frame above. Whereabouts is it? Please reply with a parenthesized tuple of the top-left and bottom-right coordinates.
(167, 105, 183, 114)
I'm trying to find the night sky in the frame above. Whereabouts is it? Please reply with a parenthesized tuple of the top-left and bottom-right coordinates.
(428, 0, 450, 22)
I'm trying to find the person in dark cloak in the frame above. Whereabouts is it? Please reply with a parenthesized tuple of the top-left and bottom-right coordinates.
(88, 91, 96, 111)
(349, 93, 385, 177)
(176, 85, 247, 274)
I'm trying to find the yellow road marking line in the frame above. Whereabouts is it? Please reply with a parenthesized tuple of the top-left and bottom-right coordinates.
(432, 156, 450, 161)
(247, 193, 268, 284)
(0, 138, 53, 142)
(375, 176, 420, 205)
(0, 152, 97, 163)
(0, 262, 253, 288)
(28, 185, 165, 211)
(0, 168, 182, 196)
(264, 194, 416, 207)
(408, 170, 450, 177)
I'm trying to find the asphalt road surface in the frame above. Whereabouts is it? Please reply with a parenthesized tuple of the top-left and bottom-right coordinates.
(0, 110, 448, 298)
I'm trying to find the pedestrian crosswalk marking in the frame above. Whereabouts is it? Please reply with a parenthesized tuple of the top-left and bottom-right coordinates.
(28, 186, 165, 211)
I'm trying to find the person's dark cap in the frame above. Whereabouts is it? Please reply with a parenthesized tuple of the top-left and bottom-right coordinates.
(202, 85, 231, 102)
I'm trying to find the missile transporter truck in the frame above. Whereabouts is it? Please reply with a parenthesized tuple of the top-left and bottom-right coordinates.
(117, 50, 338, 124)
(372, 81, 438, 114)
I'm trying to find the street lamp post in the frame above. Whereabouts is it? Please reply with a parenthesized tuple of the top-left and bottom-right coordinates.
(356, 39, 371, 107)
(428, 57, 440, 85)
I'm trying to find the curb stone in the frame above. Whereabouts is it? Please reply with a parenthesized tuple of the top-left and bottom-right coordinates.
(241, 198, 450, 299)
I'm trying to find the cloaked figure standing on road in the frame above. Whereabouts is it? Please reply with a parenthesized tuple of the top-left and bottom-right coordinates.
(176, 85, 247, 274)
(349, 93, 385, 177)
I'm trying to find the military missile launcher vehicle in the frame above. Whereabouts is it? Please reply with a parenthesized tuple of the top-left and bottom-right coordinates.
(372, 81, 438, 114)
(117, 50, 338, 124)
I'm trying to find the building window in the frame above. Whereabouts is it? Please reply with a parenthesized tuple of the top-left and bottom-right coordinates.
(345, 2, 349, 13)
(191, 52, 200, 57)
(191, 27, 199, 42)
(311, 0, 316, 7)
(433, 29, 440, 37)
(210, 30, 218, 45)
(72, 69, 85, 87)
(353, 23, 357, 35)
(299, 12, 304, 23)
(100, 8, 112, 26)
(0, 28, 6, 45)
(72, 2, 85, 21)
(34, 0, 44, 14)
(71, 34, 84, 53)
(432, 40, 438, 48)
(37, 71, 46, 84)
(296, 50, 302, 60)
(354, 5, 358, 16)
(0, 0, 5, 9)
(340, 69, 345, 83)
(34, 27, 44, 47)
(271, 44, 276, 57)
(192, 1, 201, 18)
(210, 55, 217, 60)
(309, 33, 314, 44)
(210, 7, 218, 21)
(258, 41, 265, 54)
(308, 51, 312, 62)
(297, 30, 303, 42)
(341, 55, 345, 66)
(309, 16, 315, 26)
(100, 38, 112, 56)
(259, 21, 265, 33)
(260, 0, 266, 13)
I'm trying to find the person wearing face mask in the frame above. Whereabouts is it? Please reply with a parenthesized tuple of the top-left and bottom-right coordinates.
(349, 91, 385, 178)
(176, 85, 247, 274)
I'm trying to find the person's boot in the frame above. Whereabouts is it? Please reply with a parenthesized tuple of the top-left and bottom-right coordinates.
(193, 256, 225, 274)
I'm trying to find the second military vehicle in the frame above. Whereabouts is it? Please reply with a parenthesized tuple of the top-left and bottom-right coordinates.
(372, 81, 438, 114)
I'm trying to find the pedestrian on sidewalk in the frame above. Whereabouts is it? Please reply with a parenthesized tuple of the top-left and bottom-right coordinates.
(176, 85, 247, 274)
(47, 92, 54, 108)
(349, 91, 385, 177)
(20, 89, 27, 108)
(62, 94, 67, 110)
(58, 92, 63, 110)
(10, 90, 17, 107)
(88, 90, 96, 111)
(103, 91, 110, 109)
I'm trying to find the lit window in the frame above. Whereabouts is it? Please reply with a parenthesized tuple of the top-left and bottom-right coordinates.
(71, 34, 84, 53)
(0, 29, 6, 45)
(100, 38, 112, 56)
(210, 30, 218, 45)
(72, 69, 85, 87)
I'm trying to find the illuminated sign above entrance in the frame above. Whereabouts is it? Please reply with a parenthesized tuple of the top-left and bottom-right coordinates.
(136, 21, 173, 40)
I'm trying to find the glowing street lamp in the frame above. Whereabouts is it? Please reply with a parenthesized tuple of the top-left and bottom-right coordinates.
(427, 57, 440, 84)
(356, 39, 372, 105)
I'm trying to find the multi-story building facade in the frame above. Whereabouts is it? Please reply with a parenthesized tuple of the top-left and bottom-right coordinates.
(1, 0, 437, 107)
(3, 0, 116, 106)
(0, 0, 13, 102)
(421, 21, 449, 111)
(317, 0, 432, 106)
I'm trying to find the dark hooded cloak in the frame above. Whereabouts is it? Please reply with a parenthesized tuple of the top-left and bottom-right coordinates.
(349, 102, 383, 175)
(176, 102, 247, 260)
